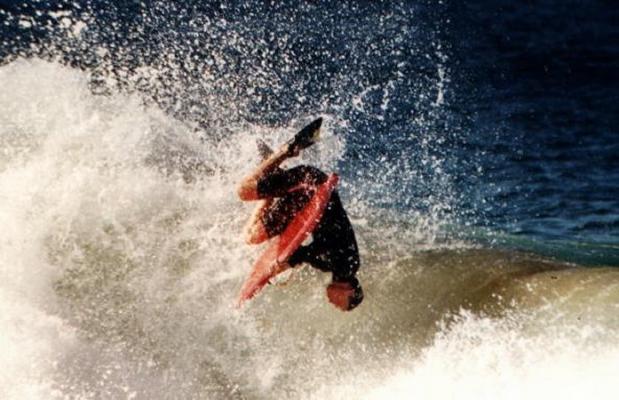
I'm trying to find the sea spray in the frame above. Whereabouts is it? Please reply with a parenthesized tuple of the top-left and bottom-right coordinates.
(2, 2, 618, 399)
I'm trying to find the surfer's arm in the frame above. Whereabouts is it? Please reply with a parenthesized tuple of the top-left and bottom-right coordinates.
(288, 245, 331, 272)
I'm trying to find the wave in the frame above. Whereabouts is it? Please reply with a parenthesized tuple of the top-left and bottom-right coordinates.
(467, 228, 619, 266)
(1, 58, 618, 399)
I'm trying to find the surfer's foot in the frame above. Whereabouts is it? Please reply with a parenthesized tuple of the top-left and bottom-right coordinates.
(286, 117, 322, 157)
(256, 139, 274, 160)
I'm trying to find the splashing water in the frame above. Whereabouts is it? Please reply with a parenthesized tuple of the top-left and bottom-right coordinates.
(2, 2, 619, 399)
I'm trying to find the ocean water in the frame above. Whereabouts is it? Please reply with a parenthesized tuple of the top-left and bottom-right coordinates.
(1, 1, 618, 399)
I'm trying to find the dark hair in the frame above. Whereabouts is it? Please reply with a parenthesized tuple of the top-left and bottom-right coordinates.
(331, 276, 364, 311)
(347, 278, 364, 311)
(347, 286, 363, 310)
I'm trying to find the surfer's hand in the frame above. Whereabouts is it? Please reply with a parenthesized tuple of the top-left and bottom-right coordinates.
(274, 260, 291, 275)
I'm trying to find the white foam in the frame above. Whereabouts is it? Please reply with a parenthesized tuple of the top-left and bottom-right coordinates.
(362, 310, 619, 400)
(3, 59, 617, 400)
(0, 59, 252, 398)
(0, 59, 350, 399)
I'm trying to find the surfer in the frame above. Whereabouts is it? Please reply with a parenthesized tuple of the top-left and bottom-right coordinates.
(237, 118, 363, 311)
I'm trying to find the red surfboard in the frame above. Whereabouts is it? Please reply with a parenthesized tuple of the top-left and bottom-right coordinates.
(237, 173, 339, 306)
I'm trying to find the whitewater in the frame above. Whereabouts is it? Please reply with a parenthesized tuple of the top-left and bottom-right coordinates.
(1, 59, 618, 400)
(2, 0, 619, 397)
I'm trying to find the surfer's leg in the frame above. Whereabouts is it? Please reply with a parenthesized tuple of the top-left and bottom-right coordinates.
(237, 144, 296, 201)
(237, 118, 322, 201)
(243, 199, 273, 244)
(256, 166, 328, 198)
(242, 166, 328, 243)
(243, 190, 308, 244)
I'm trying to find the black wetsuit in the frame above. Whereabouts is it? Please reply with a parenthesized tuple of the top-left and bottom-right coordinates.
(257, 166, 361, 286)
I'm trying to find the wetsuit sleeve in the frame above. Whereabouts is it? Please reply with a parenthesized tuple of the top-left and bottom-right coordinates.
(287, 243, 331, 271)
(257, 166, 328, 198)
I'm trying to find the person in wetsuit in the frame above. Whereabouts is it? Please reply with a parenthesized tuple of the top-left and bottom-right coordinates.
(237, 118, 363, 311)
